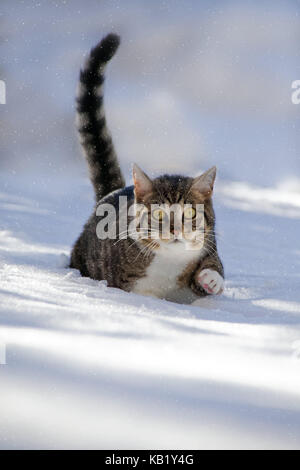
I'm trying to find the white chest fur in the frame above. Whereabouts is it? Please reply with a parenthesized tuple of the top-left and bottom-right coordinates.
(132, 242, 202, 303)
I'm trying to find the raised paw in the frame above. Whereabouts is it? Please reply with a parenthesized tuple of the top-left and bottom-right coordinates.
(197, 269, 224, 295)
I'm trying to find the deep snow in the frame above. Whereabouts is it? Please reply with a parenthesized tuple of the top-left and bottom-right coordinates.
(1, 173, 300, 449)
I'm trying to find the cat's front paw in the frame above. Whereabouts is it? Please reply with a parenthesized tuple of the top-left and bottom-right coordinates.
(197, 269, 224, 295)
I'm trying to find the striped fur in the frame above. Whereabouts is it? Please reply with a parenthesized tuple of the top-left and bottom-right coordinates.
(70, 34, 224, 303)
(77, 33, 125, 201)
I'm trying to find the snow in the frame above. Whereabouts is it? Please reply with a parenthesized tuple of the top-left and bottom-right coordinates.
(1, 0, 300, 451)
(1, 174, 300, 450)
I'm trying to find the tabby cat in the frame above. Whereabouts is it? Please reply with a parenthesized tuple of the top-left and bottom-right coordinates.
(70, 33, 224, 304)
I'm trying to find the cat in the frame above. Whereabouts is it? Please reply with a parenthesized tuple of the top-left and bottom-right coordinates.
(70, 33, 224, 304)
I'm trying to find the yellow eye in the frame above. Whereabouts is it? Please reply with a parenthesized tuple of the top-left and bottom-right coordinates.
(152, 209, 166, 221)
(183, 207, 196, 219)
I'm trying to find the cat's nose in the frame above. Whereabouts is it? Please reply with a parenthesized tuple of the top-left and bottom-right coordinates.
(173, 229, 180, 238)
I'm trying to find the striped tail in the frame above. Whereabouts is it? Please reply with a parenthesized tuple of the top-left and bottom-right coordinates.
(76, 33, 125, 201)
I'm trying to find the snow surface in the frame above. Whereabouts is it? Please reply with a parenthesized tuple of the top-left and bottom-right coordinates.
(1, 174, 300, 450)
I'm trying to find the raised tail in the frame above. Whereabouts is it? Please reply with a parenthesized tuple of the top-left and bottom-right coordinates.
(76, 33, 125, 202)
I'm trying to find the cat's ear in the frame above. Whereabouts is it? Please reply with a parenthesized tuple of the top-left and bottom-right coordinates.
(133, 163, 153, 199)
(191, 166, 216, 198)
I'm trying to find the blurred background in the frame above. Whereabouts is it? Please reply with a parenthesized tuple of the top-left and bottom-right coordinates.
(0, 0, 299, 187)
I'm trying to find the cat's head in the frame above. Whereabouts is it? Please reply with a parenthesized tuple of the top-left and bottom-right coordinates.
(131, 164, 216, 252)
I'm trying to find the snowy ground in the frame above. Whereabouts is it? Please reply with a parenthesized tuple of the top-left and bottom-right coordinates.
(1, 173, 300, 450)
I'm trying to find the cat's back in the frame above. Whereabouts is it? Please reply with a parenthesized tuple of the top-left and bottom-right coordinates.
(70, 185, 136, 280)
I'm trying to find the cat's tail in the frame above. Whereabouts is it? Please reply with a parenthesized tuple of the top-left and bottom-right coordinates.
(76, 33, 125, 201)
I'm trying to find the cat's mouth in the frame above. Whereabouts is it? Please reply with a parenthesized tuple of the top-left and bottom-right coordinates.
(154, 237, 183, 245)
(169, 237, 184, 245)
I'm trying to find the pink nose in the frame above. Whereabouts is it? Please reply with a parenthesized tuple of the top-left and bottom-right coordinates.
(174, 230, 180, 237)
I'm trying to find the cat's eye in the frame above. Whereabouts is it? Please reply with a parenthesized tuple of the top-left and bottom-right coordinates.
(183, 207, 196, 219)
(152, 209, 166, 221)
